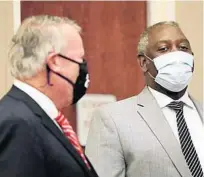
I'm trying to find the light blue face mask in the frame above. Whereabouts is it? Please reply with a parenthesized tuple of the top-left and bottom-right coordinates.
(144, 51, 194, 92)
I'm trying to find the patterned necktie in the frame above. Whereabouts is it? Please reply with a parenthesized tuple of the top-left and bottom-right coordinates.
(55, 112, 90, 169)
(168, 101, 203, 177)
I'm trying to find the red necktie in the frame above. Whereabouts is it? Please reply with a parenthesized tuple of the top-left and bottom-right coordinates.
(55, 112, 90, 169)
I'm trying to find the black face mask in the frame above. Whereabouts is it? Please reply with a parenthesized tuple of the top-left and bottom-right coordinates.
(47, 54, 89, 104)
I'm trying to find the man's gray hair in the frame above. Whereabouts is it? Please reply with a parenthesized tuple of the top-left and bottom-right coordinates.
(9, 15, 81, 79)
(137, 21, 180, 55)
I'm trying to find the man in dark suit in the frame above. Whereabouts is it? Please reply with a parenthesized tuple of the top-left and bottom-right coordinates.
(0, 15, 97, 177)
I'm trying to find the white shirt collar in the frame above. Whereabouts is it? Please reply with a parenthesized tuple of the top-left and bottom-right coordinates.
(14, 79, 58, 120)
(148, 86, 194, 109)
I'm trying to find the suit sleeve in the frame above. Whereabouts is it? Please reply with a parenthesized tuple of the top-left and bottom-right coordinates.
(0, 117, 45, 177)
(85, 108, 125, 177)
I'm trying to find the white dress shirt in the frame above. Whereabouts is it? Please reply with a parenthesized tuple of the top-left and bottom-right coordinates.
(149, 87, 204, 170)
(14, 79, 62, 131)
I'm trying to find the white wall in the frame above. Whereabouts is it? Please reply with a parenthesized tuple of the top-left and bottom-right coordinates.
(0, 0, 20, 98)
(0, 1, 14, 98)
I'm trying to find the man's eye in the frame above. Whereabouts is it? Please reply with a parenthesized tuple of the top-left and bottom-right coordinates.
(158, 47, 168, 52)
(179, 46, 189, 50)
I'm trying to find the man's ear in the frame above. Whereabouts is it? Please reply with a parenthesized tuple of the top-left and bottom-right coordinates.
(137, 55, 149, 72)
(46, 52, 60, 73)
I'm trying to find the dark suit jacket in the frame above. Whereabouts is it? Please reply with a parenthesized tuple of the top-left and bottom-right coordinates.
(0, 86, 98, 177)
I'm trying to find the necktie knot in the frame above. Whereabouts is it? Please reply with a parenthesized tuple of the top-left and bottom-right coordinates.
(167, 101, 184, 111)
(55, 111, 65, 124)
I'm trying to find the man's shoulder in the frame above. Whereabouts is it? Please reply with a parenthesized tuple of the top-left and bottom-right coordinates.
(0, 92, 38, 123)
(189, 96, 203, 116)
(0, 92, 20, 114)
(188, 94, 202, 108)
(97, 88, 150, 112)
(96, 94, 139, 115)
(190, 96, 202, 105)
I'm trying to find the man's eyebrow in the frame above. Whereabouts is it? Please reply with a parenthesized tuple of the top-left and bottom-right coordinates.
(152, 40, 171, 47)
(179, 38, 190, 44)
(153, 39, 190, 46)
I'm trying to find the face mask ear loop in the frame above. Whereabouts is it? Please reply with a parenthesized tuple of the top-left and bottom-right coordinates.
(142, 53, 156, 79)
(46, 65, 53, 86)
(143, 53, 153, 62)
(147, 71, 156, 80)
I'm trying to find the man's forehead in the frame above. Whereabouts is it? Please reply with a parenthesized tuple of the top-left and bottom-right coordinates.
(148, 24, 187, 44)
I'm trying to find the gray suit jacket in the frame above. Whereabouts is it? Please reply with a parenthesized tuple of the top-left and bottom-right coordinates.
(85, 87, 203, 177)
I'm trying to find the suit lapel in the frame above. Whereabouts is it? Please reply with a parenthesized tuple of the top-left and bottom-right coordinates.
(137, 87, 192, 177)
(8, 86, 91, 175)
(41, 114, 92, 174)
(85, 154, 99, 177)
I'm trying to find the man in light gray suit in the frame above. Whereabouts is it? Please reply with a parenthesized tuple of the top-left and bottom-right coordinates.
(85, 21, 204, 177)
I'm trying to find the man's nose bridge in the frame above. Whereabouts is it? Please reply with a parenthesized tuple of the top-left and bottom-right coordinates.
(171, 44, 178, 52)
